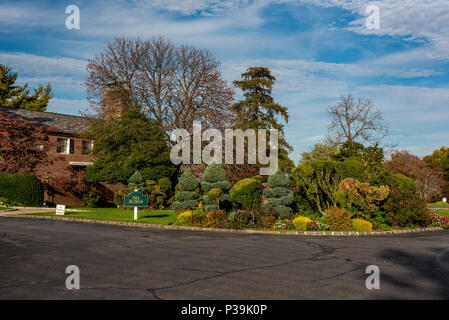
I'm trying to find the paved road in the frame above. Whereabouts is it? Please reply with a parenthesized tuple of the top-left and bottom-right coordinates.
(0, 217, 448, 299)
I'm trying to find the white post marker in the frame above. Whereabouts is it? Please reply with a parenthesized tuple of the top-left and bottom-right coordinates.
(134, 206, 138, 220)
(56, 204, 66, 215)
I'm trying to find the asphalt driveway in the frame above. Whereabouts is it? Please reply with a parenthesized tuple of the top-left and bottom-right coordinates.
(0, 217, 448, 299)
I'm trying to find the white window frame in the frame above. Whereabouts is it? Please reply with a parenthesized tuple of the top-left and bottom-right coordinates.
(57, 138, 73, 154)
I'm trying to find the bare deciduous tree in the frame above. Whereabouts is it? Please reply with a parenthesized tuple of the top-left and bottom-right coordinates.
(326, 94, 389, 146)
(85, 36, 235, 140)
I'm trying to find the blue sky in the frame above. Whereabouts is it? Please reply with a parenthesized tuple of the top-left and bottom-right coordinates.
(1, 0, 448, 162)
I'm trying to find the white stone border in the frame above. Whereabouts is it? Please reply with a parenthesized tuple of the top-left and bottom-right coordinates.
(5, 214, 446, 237)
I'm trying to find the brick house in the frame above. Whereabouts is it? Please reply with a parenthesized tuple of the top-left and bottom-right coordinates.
(0, 105, 98, 206)
(0, 89, 130, 206)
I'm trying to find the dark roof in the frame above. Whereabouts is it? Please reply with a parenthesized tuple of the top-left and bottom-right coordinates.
(0, 106, 93, 136)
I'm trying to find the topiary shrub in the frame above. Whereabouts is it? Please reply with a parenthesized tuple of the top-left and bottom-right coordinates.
(201, 162, 231, 211)
(325, 207, 353, 231)
(0, 173, 43, 206)
(352, 219, 373, 232)
(201, 162, 231, 192)
(172, 169, 199, 211)
(128, 170, 145, 191)
(293, 216, 313, 231)
(229, 178, 261, 208)
(263, 170, 293, 215)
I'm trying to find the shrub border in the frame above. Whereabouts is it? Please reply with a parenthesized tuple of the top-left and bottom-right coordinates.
(7, 214, 445, 236)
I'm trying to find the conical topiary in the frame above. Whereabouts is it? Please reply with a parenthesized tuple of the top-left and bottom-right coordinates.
(128, 170, 145, 191)
(201, 162, 232, 212)
(172, 169, 199, 211)
(263, 170, 293, 215)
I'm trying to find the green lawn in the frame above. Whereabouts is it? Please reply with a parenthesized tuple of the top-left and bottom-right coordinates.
(0, 207, 8, 211)
(27, 208, 177, 225)
(428, 201, 449, 209)
(428, 202, 449, 217)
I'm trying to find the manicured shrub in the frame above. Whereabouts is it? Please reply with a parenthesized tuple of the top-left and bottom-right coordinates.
(208, 188, 223, 203)
(178, 169, 199, 191)
(172, 169, 199, 211)
(352, 219, 373, 232)
(229, 178, 261, 208)
(263, 171, 293, 215)
(201, 162, 231, 192)
(325, 207, 353, 231)
(201, 162, 231, 212)
(203, 210, 227, 228)
(335, 178, 389, 219)
(292, 160, 344, 215)
(0, 173, 43, 206)
(267, 170, 289, 188)
(293, 216, 312, 231)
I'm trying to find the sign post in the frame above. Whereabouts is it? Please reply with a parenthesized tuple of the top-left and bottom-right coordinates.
(124, 191, 148, 220)
(56, 204, 66, 215)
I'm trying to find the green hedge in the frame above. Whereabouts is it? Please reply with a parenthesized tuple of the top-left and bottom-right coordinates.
(0, 173, 43, 206)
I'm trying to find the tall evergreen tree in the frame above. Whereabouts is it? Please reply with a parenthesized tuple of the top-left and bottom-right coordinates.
(0, 65, 53, 111)
(85, 106, 177, 184)
(231, 66, 293, 171)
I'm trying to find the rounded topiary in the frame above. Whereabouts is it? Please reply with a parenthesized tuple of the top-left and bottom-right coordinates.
(263, 171, 293, 215)
(202, 162, 226, 183)
(201, 162, 231, 192)
(129, 170, 143, 185)
(325, 207, 353, 231)
(172, 169, 199, 211)
(352, 219, 373, 232)
(267, 170, 289, 188)
(229, 178, 261, 208)
(179, 169, 199, 191)
(293, 216, 312, 231)
(201, 162, 231, 211)
(208, 188, 223, 203)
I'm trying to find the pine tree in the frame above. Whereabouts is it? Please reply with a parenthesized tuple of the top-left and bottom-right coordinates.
(0, 64, 52, 111)
(231, 66, 291, 151)
(231, 67, 294, 173)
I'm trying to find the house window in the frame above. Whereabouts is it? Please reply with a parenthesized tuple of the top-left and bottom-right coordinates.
(82, 140, 93, 153)
(57, 138, 74, 154)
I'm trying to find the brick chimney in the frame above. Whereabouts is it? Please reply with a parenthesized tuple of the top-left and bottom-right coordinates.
(102, 87, 130, 120)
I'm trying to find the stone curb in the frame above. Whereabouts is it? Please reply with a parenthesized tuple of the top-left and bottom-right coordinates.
(6, 214, 445, 237)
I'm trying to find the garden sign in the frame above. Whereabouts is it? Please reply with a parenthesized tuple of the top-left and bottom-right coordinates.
(124, 191, 148, 220)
